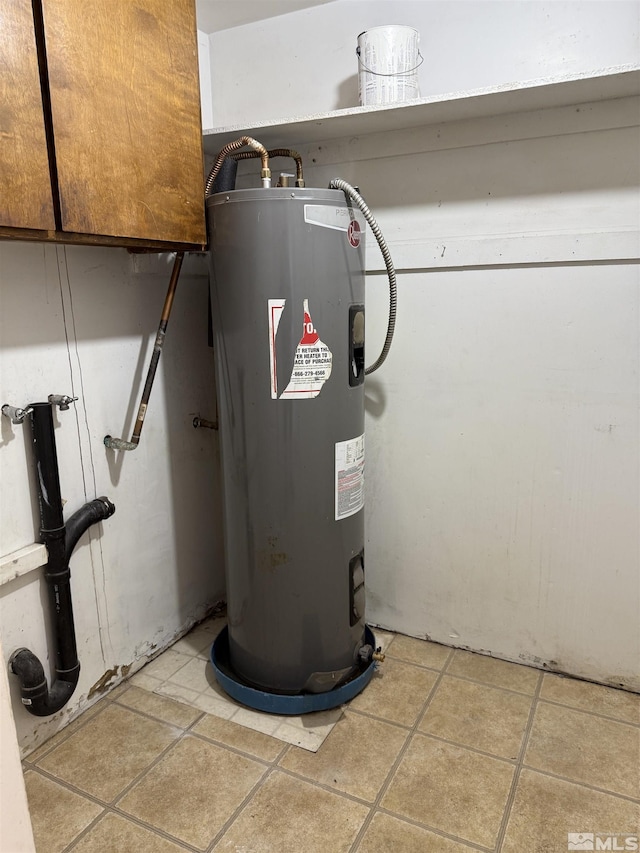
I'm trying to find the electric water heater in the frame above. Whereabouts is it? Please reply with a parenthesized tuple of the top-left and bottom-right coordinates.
(208, 187, 369, 695)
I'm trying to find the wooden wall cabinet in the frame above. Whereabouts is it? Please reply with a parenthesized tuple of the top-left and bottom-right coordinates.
(0, 0, 206, 250)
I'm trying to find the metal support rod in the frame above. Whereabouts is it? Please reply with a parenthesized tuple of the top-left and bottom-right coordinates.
(104, 252, 184, 451)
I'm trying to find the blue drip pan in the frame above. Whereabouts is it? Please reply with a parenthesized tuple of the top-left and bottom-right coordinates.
(210, 625, 379, 715)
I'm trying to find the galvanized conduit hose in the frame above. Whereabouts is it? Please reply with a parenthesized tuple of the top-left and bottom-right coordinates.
(329, 178, 397, 374)
(205, 136, 271, 195)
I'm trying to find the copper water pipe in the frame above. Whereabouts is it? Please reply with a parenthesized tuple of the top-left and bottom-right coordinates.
(230, 148, 305, 187)
(205, 136, 271, 195)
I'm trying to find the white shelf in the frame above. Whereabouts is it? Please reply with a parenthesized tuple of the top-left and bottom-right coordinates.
(203, 65, 639, 155)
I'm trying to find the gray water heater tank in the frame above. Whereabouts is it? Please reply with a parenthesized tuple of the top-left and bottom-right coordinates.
(208, 187, 368, 694)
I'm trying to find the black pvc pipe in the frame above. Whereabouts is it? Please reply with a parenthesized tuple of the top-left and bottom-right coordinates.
(65, 497, 115, 564)
(9, 402, 115, 717)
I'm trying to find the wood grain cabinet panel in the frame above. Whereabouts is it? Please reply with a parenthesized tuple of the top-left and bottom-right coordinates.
(0, 0, 206, 248)
(42, 0, 206, 246)
(0, 0, 55, 231)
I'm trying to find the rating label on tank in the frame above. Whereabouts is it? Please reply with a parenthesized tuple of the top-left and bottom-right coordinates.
(335, 434, 365, 520)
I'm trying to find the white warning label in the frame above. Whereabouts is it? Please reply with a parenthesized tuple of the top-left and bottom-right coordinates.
(280, 299, 332, 399)
(335, 434, 365, 520)
(268, 298, 286, 399)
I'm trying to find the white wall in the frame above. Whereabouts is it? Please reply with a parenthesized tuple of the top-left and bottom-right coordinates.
(213, 1, 640, 690)
(0, 245, 225, 753)
(198, 29, 214, 129)
(0, 639, 35, 851)
(207, 0, 640, 126)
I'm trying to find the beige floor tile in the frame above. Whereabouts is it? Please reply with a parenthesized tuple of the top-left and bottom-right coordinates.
(134, 642, 342, 753)
(418, 675, 532, 759)
(24, 770, 103, 853)
(213, 770, 369, 852)
(130, 671, 163, 692)
(118, 735, 266, 850)
(155, 682, 204, 708)
(525, 701, 640, 799)
(349, 658, 438, 726)
(282, 708, 344, 730)
(448, 649, 540, 694)
(70, 812, 190, 853)
(385, 634, 451, 670)
(37, 704, 180, 802)
(191, 691, 239, 719)
(26, 703, 103, 763)
(381, 733, 514, 848)
(541, 673, 640, 725)
(114, 685, 201, 728)
(230, 706, 287, 735)
(502, 768, 640, 853)
(106, 682, 129, 699)
(142, 649, 192, 681)
(193, 714, 284, 761)
(357, 812, 478, 852)
(165, 655, 211, 692)
(280, 711, 408, 802)
(213, 707, 341, 753)
(171, 627, 216, 657)
(270, 721, 329, 751)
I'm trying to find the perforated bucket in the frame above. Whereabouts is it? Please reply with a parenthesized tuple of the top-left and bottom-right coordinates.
(357, 26, 421, 106)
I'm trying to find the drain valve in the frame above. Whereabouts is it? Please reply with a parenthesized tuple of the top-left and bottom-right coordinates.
(359, 644, 385, 664)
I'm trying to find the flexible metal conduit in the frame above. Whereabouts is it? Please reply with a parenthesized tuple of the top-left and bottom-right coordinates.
(329, 178, 397, 374)
(4, 399, 115, 716)
(230, 148, 305, 187)
(205, 136, 271, 196)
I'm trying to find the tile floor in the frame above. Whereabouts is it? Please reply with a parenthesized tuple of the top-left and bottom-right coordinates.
(23, 623, 640, 853)
(129, 616, 353, 752)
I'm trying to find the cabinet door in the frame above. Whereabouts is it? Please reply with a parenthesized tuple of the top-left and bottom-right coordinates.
(42, 0, 206, 246)
(0, 0, 56, 231)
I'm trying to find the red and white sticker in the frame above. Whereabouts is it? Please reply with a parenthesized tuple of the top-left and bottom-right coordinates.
(268, 298, 333, 399)
(280, 299, 332, 399)
(335, 434, 365, 520)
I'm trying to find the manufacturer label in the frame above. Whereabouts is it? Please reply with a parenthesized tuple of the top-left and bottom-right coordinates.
(335, 434, 365, 520)
(304, 204, 364, 249)
(304, 204, 352, 232)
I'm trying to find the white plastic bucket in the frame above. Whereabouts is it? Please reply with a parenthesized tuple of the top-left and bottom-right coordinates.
(357, 26, 421, 107)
